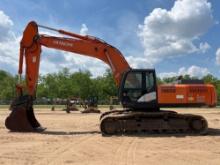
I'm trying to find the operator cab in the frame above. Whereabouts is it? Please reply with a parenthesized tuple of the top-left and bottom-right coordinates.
(119, 69, 159, 111)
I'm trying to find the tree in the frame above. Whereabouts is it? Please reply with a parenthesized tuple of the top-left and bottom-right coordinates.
(1, 68, 220, 105)
(156, 77, 163, 85)
(70, 70, 93, 99)
(202, 74, 220, 104)
(202, 74, 218, 84)
(101, 69, 117, 96)
(0, 70, 16, 100)
(162, 76, 178, 83)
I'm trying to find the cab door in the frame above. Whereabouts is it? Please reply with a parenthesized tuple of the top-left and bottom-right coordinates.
(119, 69, 159, 111)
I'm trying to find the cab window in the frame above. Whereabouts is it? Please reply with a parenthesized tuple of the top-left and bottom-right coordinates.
(124, 72, 142, 89)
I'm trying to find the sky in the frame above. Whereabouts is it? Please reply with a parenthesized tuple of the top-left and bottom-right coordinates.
(0, 0, 220, 78)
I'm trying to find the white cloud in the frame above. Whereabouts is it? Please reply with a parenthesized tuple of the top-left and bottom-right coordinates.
(216, 48, 220, 65)
(61, 52, 108, 77)
(126, 56, 153, 68)
(199, 42, 211, 53)
(40, 48, 108, 77)
(0, 11, 19, 72)
(40, 58, 58, 75)
(0, 10, 14, 42)
(159, 65, 209, 78)
(0, 38, 19, 65)
(138, 0, 214, 66)
(80, 24, 88, 35)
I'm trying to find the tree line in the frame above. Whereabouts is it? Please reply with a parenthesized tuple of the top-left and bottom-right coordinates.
(0, 69, 220, 104)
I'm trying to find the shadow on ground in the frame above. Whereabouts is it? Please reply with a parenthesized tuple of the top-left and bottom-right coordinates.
(41, 130, 100, 135)
(40, 128, 220, 137)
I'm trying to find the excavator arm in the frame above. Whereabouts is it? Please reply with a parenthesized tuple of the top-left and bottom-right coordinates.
(18, 21, 130, 97)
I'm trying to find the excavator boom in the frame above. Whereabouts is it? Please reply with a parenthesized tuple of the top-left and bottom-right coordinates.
(19, 21, 130, 97)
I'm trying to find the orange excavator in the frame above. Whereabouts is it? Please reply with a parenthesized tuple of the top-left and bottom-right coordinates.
(5, 21, 208, 135)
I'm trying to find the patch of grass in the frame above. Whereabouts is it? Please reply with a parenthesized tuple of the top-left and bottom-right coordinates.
(0, 105, 9, 109)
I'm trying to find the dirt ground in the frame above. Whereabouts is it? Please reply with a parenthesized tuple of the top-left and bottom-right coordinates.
(0, 107, 220, 165)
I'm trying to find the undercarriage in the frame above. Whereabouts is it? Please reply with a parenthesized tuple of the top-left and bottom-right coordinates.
(100, 110, 208, 135)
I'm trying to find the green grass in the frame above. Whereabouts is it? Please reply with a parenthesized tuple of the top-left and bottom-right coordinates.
(0, 105, 9, 109)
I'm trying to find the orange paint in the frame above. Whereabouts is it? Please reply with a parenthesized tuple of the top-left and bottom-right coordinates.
(158, 84, 217, 107)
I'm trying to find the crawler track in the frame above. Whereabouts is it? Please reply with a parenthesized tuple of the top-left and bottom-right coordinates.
(100, 110, 208, 135)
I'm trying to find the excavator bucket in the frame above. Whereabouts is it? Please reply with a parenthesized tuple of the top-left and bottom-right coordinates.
(5, 96, 45, 132)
